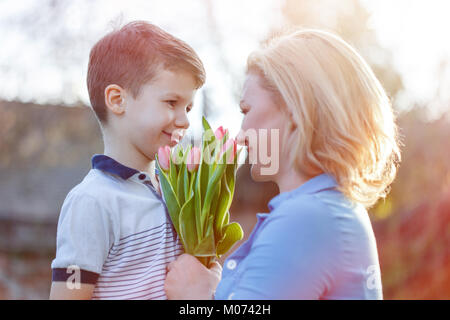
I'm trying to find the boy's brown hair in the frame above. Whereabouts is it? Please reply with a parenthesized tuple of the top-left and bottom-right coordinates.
(87, 21, 206, 124)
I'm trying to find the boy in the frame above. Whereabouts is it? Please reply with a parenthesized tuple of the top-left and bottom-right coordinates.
(49, 21, 205, 299)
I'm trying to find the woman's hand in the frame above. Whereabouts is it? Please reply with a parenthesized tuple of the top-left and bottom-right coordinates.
(165, 254, 222, 300)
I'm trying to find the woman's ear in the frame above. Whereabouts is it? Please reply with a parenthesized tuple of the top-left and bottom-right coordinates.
(283, 109, 297, 132)
(104, 84, 126, 115)
(290, 119, 297, 132)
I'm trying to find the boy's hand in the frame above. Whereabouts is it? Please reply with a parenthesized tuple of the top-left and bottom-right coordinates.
(165, 254, 222, 300)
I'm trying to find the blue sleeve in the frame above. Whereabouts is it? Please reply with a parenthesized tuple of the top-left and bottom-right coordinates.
(231, 197, 341, 299)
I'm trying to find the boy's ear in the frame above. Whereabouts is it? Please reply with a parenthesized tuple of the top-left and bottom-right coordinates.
(104, 84, 126, 115)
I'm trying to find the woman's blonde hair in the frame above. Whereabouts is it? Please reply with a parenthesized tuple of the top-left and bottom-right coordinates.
(247, 28, 401, 209)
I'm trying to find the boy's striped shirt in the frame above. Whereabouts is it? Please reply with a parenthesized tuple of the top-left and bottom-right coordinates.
(51, 154, 183, 300)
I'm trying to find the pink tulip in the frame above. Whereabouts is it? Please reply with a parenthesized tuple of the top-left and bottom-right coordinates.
(171, 145, 183, 165)
(187, 147, 201, 172)
(219, 138, 237, 164)
(158, 145, 171, 171)
(214, 126, 228, 140)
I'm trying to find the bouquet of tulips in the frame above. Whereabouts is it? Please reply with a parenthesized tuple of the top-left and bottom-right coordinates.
(155, 117, 244, 266)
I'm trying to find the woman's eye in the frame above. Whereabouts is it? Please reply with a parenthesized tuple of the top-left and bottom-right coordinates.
(166, 100, 177, 107)
(240, 109, 248, 115)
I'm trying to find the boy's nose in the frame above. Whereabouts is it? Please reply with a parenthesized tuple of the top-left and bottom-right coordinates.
(174, 111, 190, 130)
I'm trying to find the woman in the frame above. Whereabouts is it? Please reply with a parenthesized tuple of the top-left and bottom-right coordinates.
(164, 28, 401, 300)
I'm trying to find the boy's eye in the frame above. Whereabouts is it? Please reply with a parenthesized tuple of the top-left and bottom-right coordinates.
(186, 105, 193, 113)
(240, 109, 248, 115)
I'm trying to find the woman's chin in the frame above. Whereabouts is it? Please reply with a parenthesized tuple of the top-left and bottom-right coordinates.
(250, 163, 272, 182)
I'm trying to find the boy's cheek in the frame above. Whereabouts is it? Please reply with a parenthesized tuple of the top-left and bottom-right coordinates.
(130, 104, 175, 152)
(128, 127, 159, 158)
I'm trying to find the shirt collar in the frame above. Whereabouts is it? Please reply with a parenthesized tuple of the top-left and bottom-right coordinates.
(268, 173, 338, 211)
(91, 154, 140, 180)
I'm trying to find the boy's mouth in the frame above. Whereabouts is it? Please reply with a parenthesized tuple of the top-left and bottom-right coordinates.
(162, 130, 182, 146)
(162, 130, 172, 138)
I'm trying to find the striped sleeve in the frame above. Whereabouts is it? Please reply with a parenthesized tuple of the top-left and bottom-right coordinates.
(51, 191, 113, 284)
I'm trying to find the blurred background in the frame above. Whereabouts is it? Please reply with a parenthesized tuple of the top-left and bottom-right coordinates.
(0, 0, 449, 299)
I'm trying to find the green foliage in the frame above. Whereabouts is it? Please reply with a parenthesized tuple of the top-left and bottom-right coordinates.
(156, 116, 244, 266)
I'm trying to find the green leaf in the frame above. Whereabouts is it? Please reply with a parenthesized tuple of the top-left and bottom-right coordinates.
(210, 178, 221, 240)
(176, 163, 185, 205)
(228, 148, 242, 202)
(176, 145, 191, 205)
(217, 222, 244, 256)
(200, 140, 233, 235)
(223, 211, 230, 226)
(193, 231, 216, 257)
(194, 198, 216, 259)
(172, 144, 183, 165)
(200, 162, 227, 236)
(202, 116, 213, 133)
(178, 195, 197, 254)
(200, 130, 214, 202)
(200, 155, 210, 203)
(225, 163, 236, 203)
(209, 132, 228, 174)
(212, 174, 222, 205)
(155, 155, 181, 234)
(205, 139, 218, 169)
(169, 150, 178, 187)
(214, 169, 231, 239)
(217, 134, 234, 165)
(204, 211, 215, 238)
(184, 168, 190, 202)
(202, 117, 216, 146)
(201, 116, 217, 179)
(197, 127, 219, 235)
(194, 156, 203, 241)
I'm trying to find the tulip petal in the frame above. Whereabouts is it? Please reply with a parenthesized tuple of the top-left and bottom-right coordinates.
(157, 146, 170, 171)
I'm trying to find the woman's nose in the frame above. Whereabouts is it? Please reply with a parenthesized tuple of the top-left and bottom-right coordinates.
(235, 129, 247, 147)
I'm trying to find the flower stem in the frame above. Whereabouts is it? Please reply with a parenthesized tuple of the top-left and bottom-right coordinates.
(197, 256, 212, 267)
